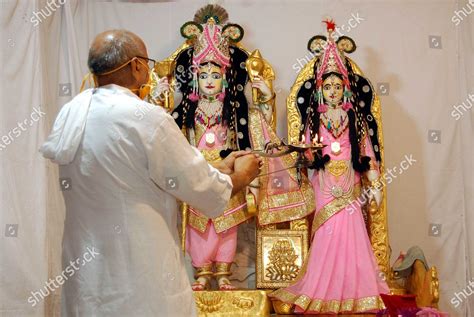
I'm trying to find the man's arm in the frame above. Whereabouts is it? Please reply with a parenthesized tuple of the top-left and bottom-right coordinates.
(211, 151, 262, 196)
(144, 113, 259, 218)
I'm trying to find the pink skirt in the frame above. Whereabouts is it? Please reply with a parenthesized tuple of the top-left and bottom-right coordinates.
(271, 196, 389, 314)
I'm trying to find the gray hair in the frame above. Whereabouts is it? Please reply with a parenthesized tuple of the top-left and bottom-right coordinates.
(87, 30, 144, 75)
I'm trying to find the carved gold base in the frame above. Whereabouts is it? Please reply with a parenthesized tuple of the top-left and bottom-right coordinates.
(193, 290, 271, 317)
(256, 229, 309, 289)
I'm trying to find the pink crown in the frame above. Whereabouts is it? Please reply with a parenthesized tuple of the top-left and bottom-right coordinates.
(316, 19, 350, 88)
(192, 18, 230, 68)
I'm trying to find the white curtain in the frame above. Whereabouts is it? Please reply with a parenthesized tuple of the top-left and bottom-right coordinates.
(0, 0, 472, 316)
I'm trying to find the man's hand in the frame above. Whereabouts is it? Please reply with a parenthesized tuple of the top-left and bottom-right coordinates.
(230, 153, 263, 196)
(234, 154, 262, 181)
(211, 150, 251, 175)
(222, 150, 252, 173)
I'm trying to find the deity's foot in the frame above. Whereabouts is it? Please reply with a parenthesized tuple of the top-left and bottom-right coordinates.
(217, 276, 236, 290)
(215, 262, 235, 291)
(191, 276, 211, 291)
(193, 264, 213, 291)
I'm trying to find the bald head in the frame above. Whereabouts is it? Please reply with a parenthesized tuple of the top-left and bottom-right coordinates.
(88, 29, 147, 75)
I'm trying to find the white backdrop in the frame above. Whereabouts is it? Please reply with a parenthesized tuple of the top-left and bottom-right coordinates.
(0, 0, 472, 316)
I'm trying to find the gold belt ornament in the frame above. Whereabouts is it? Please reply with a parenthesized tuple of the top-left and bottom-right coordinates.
(327, 160, 348, 178)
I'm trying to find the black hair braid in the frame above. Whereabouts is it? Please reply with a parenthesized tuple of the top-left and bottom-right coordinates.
(218, 64, 237, 158)
(172, 47, 198, 130)
(346, 60, 381, 162)
(224, 65, 235, 135)
(348, 108, 371, 172)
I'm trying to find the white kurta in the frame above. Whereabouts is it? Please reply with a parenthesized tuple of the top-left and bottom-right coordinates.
(40, 84, 232, 317)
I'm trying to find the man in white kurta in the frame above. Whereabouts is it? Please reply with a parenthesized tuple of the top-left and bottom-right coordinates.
(40, 30, 260, 317)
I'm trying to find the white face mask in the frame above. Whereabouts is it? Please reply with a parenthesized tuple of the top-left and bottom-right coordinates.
(81, 57, 152, 100)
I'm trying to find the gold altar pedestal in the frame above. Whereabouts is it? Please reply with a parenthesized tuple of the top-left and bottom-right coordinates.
(256, 227, 309, 289)
(193, 290, 271, 317)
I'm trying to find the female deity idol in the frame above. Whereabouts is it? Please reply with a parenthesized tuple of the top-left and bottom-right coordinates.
(270, 20, 390, 314)
(157, 5, 314, 291)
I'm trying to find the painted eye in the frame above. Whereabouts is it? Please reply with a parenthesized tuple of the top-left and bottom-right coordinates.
(211, 73, 222, 80)
(199, 73, 208, 80)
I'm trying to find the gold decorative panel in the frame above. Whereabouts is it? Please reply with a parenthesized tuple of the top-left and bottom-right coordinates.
(256, 229, 308, 289)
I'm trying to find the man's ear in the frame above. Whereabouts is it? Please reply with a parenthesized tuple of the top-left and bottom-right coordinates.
(130, 58, 141, 82)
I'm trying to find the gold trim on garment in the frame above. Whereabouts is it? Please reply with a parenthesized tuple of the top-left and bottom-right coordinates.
(188, 191, 249, 233)
(213, 197, 249, 233)
(311, 184, 361, 237)
(201, 148, 222, 162)
(271, 289, 385, 314)
(248, 107, 315, 225)
(258, 182, 315, 225)
(188, 210, 210, 233)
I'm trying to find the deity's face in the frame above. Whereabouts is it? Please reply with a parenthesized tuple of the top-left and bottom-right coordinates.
(198, 63, 223, 97)
(322, 74, 344, 105)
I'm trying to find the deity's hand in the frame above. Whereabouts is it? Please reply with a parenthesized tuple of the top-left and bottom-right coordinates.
(366, 169, 382, 207)
(155, 77, 170, 96)
(251, 76, 272, 101)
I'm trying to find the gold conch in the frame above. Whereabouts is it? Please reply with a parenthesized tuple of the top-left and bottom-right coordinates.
(154, 60, 176, 111)
(245, 49, 265, 104)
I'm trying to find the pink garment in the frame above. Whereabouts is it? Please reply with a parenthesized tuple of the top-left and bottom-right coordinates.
(186, 222, 237, 267)
(272, 125, 389, 314)
(187, 123, 242, 267)
(256, 113, 309, 216)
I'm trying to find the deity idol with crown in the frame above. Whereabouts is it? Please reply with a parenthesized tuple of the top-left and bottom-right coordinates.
(270, 20, 390, 314)
(151, 5, 315, 291)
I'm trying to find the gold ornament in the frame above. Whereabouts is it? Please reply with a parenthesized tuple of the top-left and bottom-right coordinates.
(245, 49, 265, 105)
